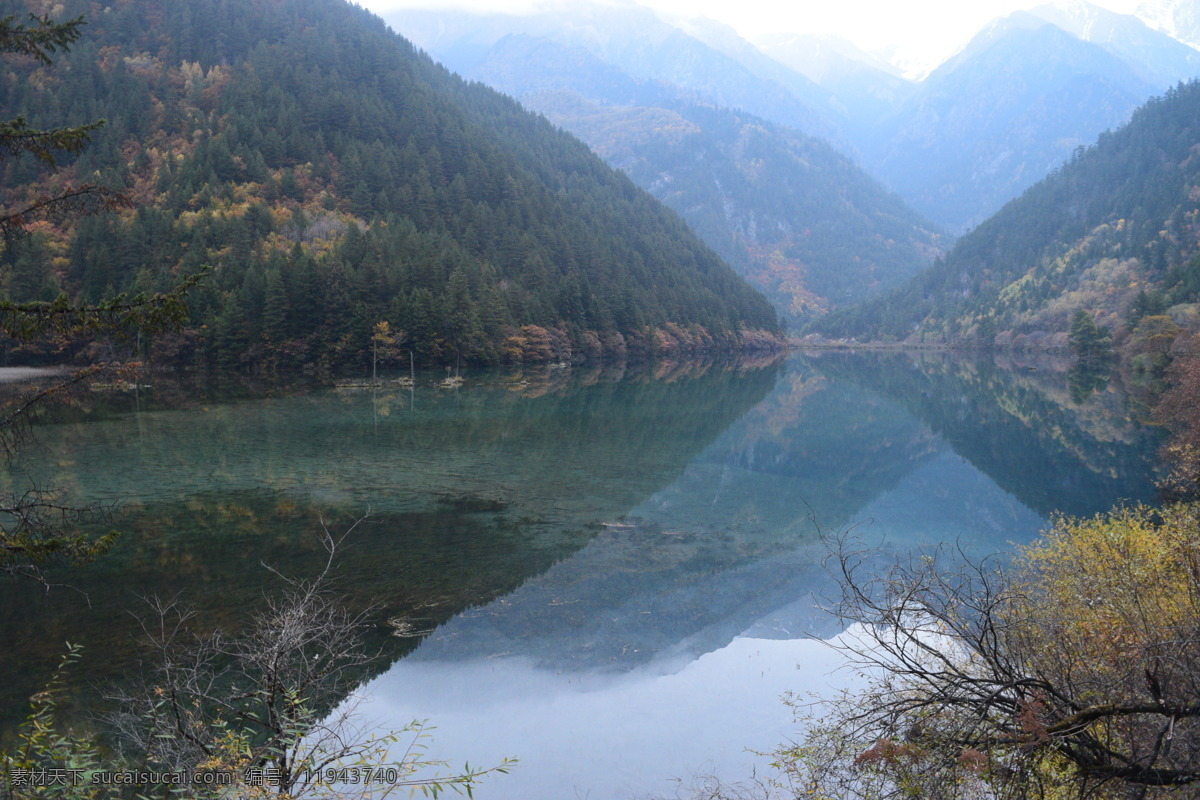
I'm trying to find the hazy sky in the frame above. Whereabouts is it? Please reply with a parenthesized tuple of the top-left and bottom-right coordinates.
(358, 0, 1145, 74)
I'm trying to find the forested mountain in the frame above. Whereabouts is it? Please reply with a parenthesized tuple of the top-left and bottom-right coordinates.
(0, 0, 781, 371)
(526, 90, 944, 320)
(389, 0, 1200, 307)
(814, 80, 1200, 350)
(388, 5, 944, 324)
(0, 361, 780, 715)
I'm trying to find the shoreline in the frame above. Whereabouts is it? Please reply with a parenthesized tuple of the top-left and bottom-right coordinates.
(0, 366, 72, 384)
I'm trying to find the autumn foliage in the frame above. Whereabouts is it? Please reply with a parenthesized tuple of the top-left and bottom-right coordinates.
(783, 504, 1200, 800)
(1154, 334, 1200, 498)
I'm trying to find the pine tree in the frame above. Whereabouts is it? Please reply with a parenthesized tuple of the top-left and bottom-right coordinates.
(1068, 309, 1113, 362)
(0, 11, 199, 576)
(0, 12, 198, 345)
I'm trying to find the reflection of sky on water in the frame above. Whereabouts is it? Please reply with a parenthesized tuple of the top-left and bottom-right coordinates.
(360, 633, 857, 800)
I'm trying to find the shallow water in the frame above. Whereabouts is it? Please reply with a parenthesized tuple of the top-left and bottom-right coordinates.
(0, 351, 1162, 796)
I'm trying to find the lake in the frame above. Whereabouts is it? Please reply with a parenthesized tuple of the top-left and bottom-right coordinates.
(0, 351, 1162, 798)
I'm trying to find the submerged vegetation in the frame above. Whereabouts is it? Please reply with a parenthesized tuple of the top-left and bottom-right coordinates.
(4, 534, 517, 800)
(0, 9, 523, 796)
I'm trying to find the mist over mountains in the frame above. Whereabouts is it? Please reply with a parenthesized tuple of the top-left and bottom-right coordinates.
(389, 3, 945, 323)
(862, 11, 1166, 232)
(1136, 0, 1200, 50)
(387, 0, 1200, 330)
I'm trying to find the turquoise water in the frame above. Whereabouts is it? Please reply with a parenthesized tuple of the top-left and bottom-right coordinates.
(0, 352, 1162, 796)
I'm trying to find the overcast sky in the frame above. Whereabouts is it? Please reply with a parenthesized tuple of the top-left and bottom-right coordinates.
(357, 0, 1145, 75)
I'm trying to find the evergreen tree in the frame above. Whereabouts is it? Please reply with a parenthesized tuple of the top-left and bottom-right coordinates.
(0, 0, 781, 373)
(1068, 309, 1113, 362)
(0, 10, 198, 575)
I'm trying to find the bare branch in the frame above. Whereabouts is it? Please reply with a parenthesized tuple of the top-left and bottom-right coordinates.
(783, 509, 1200, 800)
(109, 520, 515, 798)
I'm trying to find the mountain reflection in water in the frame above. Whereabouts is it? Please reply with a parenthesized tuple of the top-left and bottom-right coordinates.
(0, 352, 1162, 798)
(353, 350, 1161, 799)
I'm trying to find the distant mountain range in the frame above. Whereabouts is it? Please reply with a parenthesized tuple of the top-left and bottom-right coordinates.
(1136, 0, 1200, 50)
(390, 0, 1200, 330)
(752, 1, 1200, 233)
(1031, 1, 1200, 85)
(858, 11, 1169, 232)
(814, 79, 1200, 349)
(388, 4, 945, 323)
(392, 4, 838, 139)
(752, 32, 913, 147)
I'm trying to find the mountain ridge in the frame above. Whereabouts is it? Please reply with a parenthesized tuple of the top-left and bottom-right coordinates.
(1, 0, 782, 369)
(813, 80, 1200, 351)
(861, 12, 1163, 232)
(388, 3, 946, 324)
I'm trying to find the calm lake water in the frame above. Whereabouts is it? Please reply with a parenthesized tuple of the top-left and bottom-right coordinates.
(0, 351, 1162, 798)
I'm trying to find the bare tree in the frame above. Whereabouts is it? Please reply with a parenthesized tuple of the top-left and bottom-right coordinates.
(110, 520, 514, 799)
(779, 508, 1200, 800)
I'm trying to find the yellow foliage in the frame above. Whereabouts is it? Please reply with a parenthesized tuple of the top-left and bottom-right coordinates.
(788, 504, 1200, 800)
(1020, 505, 1195, 627)
(1010, 504, 1200, 705)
